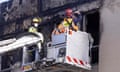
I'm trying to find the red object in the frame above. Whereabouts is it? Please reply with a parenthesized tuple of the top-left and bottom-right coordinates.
(67, 56, 72, 62)
(79, 60, 84, 65)
(73, 58, 78, 64)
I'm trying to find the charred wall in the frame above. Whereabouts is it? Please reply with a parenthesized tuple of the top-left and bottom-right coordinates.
(40, 0, 100, 16)
(0, 0, 101, 39)
(0, 0, 38, 39)
(0, 0, 38, 22)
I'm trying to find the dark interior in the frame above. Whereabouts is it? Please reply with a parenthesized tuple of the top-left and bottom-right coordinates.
(86, 11, 100, 64)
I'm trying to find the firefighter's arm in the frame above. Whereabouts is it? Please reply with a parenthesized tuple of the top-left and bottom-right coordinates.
(58, 23, 65, 33)
(52, 28, 60, 35)
(28, 27, 33, 32)
(72, 22, 79, 31)
(52, 29, 56, 34)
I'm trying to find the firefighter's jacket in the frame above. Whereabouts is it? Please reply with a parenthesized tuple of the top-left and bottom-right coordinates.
(62, 18, 73, 27)
(58, 18, 78, 33)
(28, 26, 38, 33)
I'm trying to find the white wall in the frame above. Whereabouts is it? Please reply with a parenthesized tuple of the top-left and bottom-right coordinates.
(99, 0, 120, 72)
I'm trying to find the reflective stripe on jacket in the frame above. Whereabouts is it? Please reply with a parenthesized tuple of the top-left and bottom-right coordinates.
(62, 18, 73, 27)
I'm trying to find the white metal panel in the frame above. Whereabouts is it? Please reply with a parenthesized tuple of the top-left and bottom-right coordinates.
(47, 42, 66, 63)
(48, 31, 92, 70)
(0, 38, 16, 46)
(52, 33, 66, 45)
(47, 46, 65, 63)
(47, 46, 56, 59)
(0, 34, 41, 54)
(65, 31, 91, 70)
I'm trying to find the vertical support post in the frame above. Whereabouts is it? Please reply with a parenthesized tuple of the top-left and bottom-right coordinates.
(35, 42, 41, 62)
(82, 15, 87, 31)
(35, 49, 39, 62)
(22, 46, 28, 65)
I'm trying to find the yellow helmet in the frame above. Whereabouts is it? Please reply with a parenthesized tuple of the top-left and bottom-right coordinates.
(32, 17, 42, 23)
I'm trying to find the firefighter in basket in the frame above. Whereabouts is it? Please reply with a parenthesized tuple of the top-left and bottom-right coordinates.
(52, 8, 79, 35)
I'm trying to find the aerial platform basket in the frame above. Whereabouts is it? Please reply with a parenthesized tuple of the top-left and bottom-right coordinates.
(47, 30, 93, 70)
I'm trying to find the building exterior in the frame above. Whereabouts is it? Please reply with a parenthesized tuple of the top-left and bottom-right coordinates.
(99, 0, 120, 72)
(0, 0, 120, 72)
(0, 0, 101, 39)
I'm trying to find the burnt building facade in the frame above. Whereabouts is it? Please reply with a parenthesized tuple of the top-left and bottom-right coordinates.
(0, 0, 101, 39)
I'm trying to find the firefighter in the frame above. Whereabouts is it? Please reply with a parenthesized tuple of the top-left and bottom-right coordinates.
(28, 17, 42, 62)
(52, 15, 64, 35)
(28, 17, 42, 33)
(73, 10, 82, 30)
(58, 8, 78, 34)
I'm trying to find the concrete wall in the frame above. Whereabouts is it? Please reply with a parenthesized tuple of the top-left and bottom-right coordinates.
(99, 0, 120, 72)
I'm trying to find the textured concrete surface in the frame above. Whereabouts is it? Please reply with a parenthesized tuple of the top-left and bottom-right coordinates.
(100, 0, 120, 72)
